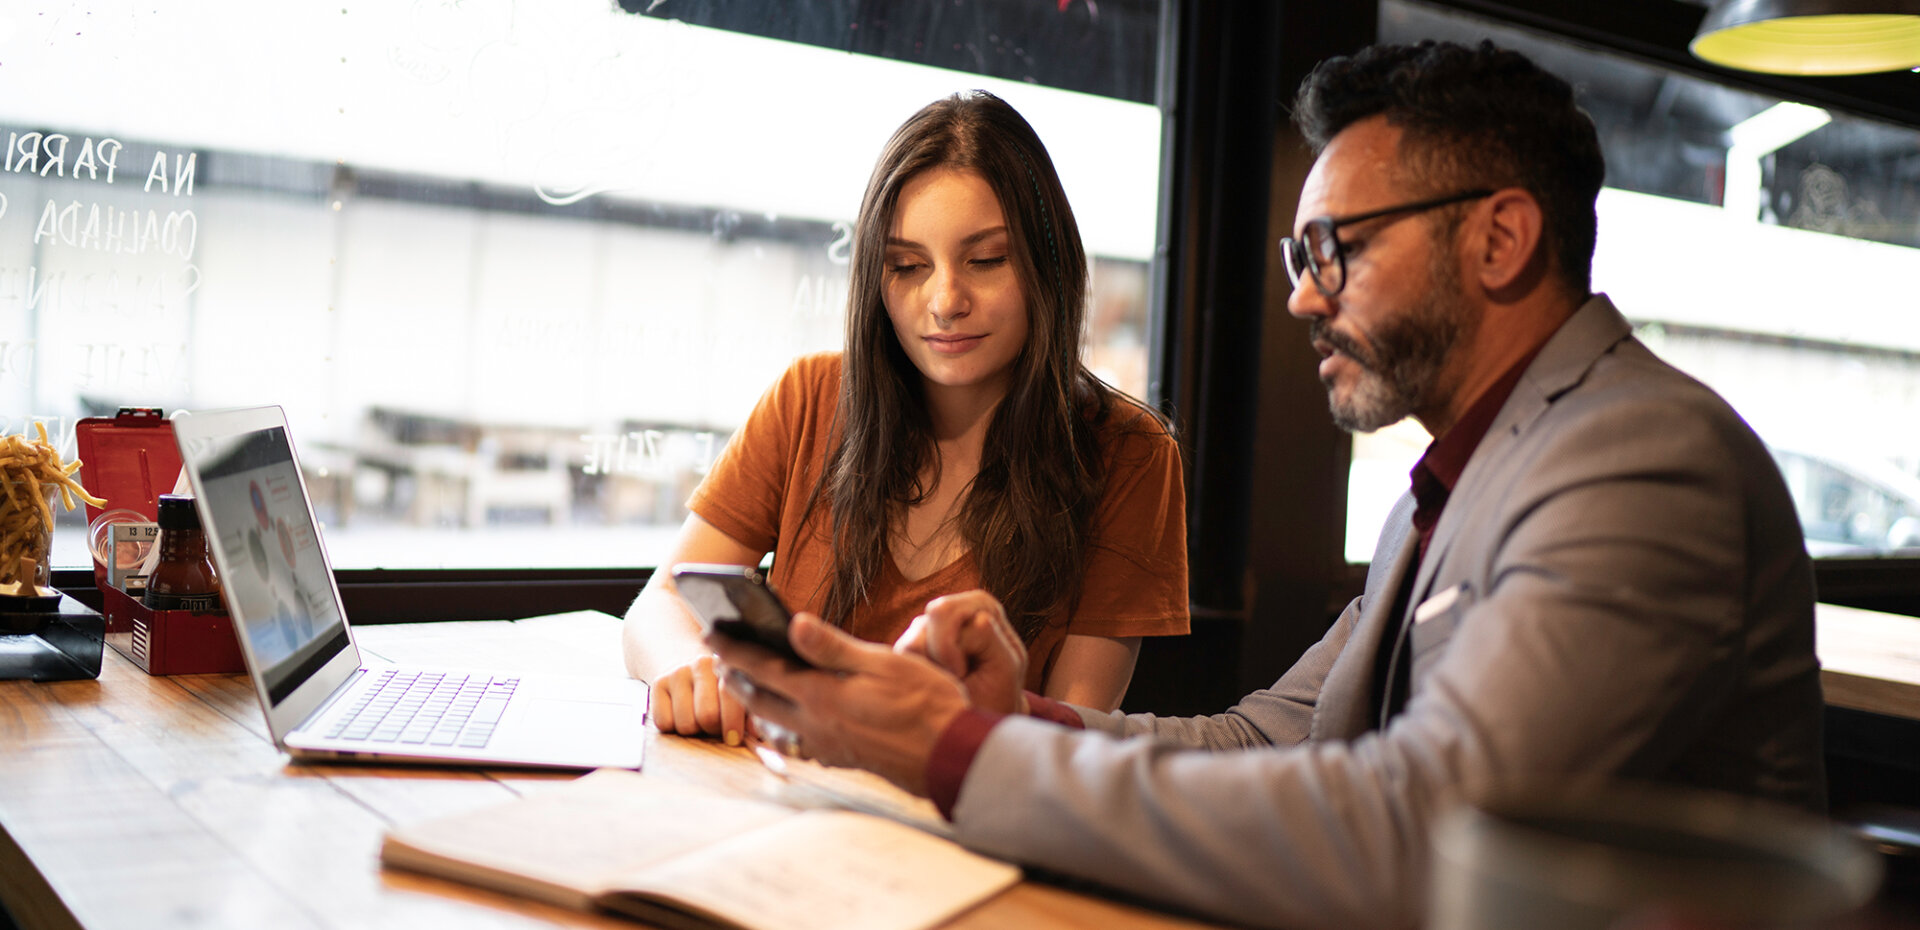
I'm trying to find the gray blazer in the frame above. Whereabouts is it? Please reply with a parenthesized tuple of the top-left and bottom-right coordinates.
(948, 296, 1824, 929)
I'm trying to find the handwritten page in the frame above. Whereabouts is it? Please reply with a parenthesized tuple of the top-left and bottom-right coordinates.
(382, 769, 786, 903)
(756, 753, 952, 839)
(383, 767, 1020, 930)
(611, 810, 1021, 930)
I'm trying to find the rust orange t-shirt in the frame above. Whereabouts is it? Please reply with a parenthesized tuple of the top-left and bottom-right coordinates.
(687, 353, 1189, 691)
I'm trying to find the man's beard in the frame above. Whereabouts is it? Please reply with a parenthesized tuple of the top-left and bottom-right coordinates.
(1312, 256, 1475, 433)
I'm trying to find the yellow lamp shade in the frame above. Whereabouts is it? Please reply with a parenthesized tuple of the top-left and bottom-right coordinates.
(1692, 0, 1920, 74)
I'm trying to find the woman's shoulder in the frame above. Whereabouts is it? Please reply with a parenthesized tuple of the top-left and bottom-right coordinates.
(728, 353, 845, 481)
(764, 352, 846, 410)
(782, 351, 845, 386)
(1089, 388, 1176, 454)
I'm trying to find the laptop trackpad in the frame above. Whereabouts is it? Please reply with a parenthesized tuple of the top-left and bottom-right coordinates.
(509, 696, 640, 742)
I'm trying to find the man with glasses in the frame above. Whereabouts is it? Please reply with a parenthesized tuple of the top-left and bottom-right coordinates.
(710, 40, 1824, 929)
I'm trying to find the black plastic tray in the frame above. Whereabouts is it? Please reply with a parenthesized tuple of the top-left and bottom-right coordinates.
(0, 592, 105, 681)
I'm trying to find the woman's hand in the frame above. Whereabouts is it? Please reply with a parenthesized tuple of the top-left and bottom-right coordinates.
(649, 654, 750, 745)
(895, 589, 1029, 715)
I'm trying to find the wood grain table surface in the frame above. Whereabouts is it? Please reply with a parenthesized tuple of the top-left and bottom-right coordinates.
(1817, 602, 1920, 721)
(0, 610, 1217, 930)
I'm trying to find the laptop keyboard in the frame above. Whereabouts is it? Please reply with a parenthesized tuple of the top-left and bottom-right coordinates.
(324, 669, 520, 749)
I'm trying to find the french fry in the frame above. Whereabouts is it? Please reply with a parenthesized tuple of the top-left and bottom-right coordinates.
(24, 470, 49, 527)
(0, 429, 108, 593)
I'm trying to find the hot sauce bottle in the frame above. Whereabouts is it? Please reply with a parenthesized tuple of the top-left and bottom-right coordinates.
(142, 494, 223, 612)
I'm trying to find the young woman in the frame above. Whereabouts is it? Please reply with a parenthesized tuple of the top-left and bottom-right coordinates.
(623, 90, 1188, 742)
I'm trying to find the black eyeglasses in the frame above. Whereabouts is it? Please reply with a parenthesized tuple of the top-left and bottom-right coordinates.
(1279, 189, 1494, 297)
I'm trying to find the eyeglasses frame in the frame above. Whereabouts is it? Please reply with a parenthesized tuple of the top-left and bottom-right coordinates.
(1280, 188, 1497, 297)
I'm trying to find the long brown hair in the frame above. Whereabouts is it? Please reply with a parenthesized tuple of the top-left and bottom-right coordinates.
(813, 90, 1142, 644)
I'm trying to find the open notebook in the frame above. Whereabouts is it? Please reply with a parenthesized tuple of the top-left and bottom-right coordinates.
(381, 768, 1021, 930)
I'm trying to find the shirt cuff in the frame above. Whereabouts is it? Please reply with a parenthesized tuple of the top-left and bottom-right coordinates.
(925, 696, 1089, 821)
(1024, 692, 1087, 728)
(926, 708, 1006, 821)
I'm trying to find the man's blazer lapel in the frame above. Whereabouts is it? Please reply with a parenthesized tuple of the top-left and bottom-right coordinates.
(1411, 295, 1638, 601)
(1312, 494, 1419, 741)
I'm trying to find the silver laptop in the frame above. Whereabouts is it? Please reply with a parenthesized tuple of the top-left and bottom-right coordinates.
(173, 405, 647, 770)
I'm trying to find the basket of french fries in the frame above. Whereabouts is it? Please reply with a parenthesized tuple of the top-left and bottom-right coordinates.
(1, 424, 108, 604)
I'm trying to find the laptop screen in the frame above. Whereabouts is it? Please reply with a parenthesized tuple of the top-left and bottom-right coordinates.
(187, 423, 349, 704)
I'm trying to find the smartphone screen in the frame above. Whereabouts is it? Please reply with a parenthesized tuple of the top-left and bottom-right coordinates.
(671, 564, 811, 667)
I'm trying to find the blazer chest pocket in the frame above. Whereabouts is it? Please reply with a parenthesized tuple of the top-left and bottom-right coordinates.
(1409, 582, 1473, 686)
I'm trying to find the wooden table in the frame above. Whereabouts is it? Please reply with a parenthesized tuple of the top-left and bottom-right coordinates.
(0, 611, 1215, 930)
(1817, 602, 1920, 721)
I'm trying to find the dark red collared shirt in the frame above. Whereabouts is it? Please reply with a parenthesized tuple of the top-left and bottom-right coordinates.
(1410, 345, 1543, 554)
(1378, 345, 1544, 721)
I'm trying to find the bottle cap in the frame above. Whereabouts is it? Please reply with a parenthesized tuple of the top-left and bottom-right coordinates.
(156, 494, 203, 531)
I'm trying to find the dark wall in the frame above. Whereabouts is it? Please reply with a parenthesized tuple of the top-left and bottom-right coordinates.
(617, 0, 1162, 104)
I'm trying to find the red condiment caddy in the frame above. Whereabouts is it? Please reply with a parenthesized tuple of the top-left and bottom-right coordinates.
(76, 408, 245, 675)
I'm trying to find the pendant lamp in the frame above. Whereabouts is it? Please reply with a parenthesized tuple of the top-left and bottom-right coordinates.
(1691, 0, 1920, 74)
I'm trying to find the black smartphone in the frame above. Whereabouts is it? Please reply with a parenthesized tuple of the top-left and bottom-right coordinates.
(670, 563, 811, 667)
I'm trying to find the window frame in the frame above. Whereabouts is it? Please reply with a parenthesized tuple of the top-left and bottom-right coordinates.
(46, 1, 1197, 632)
(51, 0, 1920, 680)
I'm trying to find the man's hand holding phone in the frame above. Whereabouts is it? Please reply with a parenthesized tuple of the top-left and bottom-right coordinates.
(708, 610, 971, 798)
(672, 564, 812, 667)
(662, 569, 1030, 790)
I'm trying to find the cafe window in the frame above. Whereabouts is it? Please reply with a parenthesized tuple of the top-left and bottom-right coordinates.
(2, 1, 1169, 571)
(1345, 1, 1920, 561)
